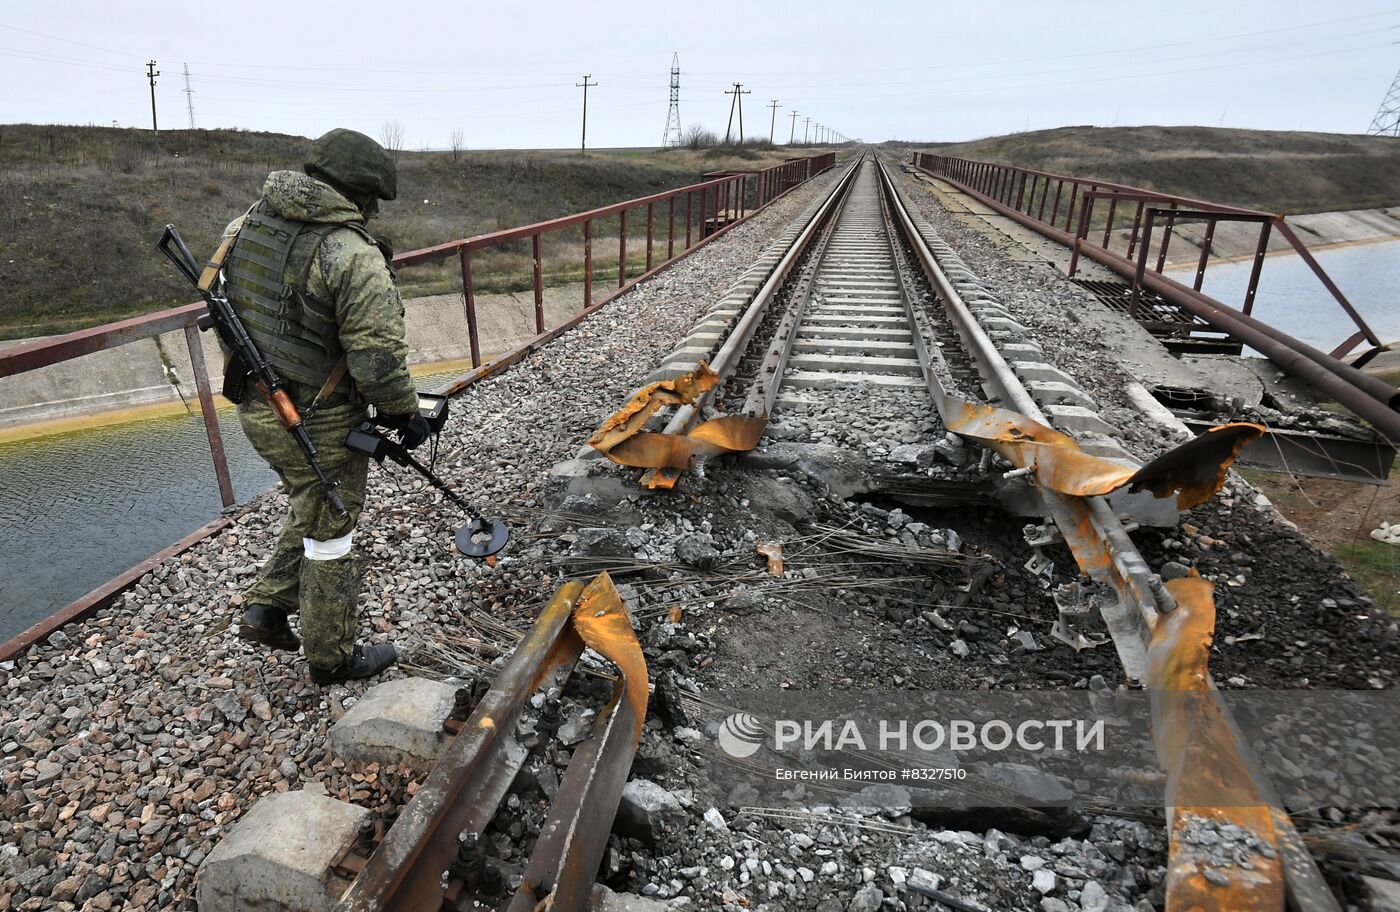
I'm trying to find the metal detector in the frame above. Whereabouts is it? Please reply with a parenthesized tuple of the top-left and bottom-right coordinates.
(345, 396, 510, 558)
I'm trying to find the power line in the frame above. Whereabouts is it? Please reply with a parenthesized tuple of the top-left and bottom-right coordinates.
(662, 52, 682, 148)
(182, 63, 196, 129)
(0, 22, 142, 59)
(768, 99, 779, 143)
(788, 110, 799, 144)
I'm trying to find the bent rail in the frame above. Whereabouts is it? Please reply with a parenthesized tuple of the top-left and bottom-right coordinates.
(878, 158, 1333, 912)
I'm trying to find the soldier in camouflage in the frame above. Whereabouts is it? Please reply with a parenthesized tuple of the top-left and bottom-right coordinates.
(225, 128, 430, 685)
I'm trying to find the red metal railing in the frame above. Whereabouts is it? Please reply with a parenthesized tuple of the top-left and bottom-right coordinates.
(911, 152, 1400, 442)
(913, 153, 1381, 357)
(393, 153, 834, 375)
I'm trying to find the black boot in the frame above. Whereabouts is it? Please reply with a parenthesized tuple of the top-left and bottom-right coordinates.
(309, 643, 398, 686)
(238, 604, 301, 652)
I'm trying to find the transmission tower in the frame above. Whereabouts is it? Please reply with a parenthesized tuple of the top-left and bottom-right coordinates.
(182, 63, 196, 129)
(1368, 68, 1400, 136)
(662, 52, 683, 147)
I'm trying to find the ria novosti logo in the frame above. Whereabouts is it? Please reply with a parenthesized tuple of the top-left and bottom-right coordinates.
(716, 712, 765, 758)
(714, 712, 1107, 758)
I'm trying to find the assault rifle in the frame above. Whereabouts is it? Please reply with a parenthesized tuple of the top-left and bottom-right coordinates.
(157, 224, 348, 517)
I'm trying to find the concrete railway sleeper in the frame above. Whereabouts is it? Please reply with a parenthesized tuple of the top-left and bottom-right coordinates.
(584, 153, 1343, 911)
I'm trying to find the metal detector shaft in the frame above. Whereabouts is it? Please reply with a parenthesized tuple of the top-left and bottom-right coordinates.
(379, 439, 483, 522)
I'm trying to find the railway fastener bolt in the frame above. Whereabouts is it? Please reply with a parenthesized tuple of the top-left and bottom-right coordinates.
(1147, 574, 1178, 612)
(354, 815, 378, 855)
(480, 862, 505, 898)
(449, 833, 486, 887)
(537, 689, 564, 738)
(450, 679, 489, 723)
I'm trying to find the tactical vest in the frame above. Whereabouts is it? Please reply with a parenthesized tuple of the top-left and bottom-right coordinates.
(224, 201, 357, 390)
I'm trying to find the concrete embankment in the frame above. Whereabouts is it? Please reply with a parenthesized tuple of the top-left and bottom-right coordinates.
(1127, 206, 1400, 269)
(0, 284, 586, 433)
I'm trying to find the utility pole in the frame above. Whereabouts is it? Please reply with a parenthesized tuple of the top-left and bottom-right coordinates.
(662, 53, 682, 147)
(146, 60, 160, 132)
(767, 99, 779, 143)
(788, 110, 799, 144)
(576, 75, 597, 156)
(803, 116, 811, 144)
(736, 84, 750, 142)
(182, 63, 196, 129)
(723, 83, 751, 144)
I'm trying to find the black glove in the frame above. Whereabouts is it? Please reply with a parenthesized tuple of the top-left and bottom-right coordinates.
(380, 412, 432, 450)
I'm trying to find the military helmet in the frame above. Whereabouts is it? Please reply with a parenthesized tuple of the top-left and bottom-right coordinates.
(304, 128, 397, 201)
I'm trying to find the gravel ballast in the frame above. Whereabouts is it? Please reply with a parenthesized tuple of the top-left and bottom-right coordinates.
(5, 154, 1397, 912)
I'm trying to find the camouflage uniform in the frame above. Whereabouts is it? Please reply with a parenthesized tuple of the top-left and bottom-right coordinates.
(232, 166, 417, 670)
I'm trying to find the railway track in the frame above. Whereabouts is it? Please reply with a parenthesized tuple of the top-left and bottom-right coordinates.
(581, 153, 1337, 911)
(780, 165, 923, 394)
(320, 153, 1350, 911)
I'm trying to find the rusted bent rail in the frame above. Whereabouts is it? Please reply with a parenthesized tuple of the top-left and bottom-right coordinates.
(878, 158, 1334, 912)
(333, 572, 646, 911)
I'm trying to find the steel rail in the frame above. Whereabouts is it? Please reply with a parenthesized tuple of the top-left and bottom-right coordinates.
(635, 156, 863, 486)
(672, 158, 860, 411)
(739, 166, 854, 419)
(874, 155, 1337, 912)
(335, 581, 585, 912)
(875, 158, 1162, 674)
(909, 158, 1400, 441)
(335, 572, 646, 912)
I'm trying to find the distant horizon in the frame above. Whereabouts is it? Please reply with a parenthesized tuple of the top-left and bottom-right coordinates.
(1, 1, 1395, 149)
(0, 120, 1390, 153)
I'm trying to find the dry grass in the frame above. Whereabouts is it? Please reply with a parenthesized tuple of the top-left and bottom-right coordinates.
(892, 125, 1400, 215)
(0, 125, 811, 338)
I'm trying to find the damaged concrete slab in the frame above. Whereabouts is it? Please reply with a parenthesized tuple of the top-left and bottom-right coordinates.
(328, 677, 463, 768)
(195, 790, 368, 912)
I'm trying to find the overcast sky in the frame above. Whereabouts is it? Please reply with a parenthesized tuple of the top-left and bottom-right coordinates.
(2, 1, 1397, 148)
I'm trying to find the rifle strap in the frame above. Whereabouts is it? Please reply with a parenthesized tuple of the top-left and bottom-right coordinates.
(302, 355, 349, 420)
(198, 205, 255, 293)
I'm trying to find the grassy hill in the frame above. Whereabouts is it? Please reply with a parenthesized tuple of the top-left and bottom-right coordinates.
(0, 125, 805, 338)
(896, 125, 1400, 215)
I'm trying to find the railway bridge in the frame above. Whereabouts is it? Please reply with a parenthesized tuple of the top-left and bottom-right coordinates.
(1, 148, 1398, 912)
